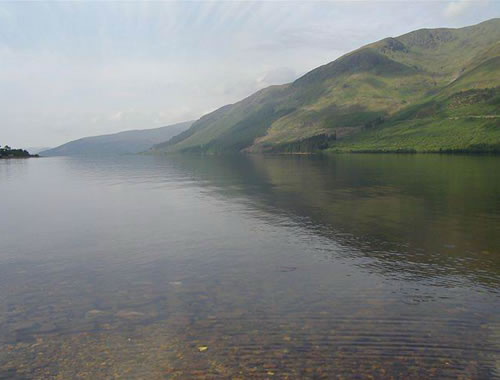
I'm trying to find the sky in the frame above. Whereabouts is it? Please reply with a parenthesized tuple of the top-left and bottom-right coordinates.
(1, 1, 499, 148)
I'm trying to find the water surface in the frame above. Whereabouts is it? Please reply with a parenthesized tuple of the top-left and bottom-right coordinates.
(0, 154, 499, 379)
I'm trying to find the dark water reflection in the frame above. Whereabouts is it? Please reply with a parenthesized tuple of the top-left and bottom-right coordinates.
(0, 154, 499, 379)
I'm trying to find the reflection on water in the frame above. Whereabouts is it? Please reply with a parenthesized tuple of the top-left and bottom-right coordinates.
(0, 154, 499, 379)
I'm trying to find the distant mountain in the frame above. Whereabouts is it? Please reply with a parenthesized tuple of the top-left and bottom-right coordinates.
(156, 18, 500, 154)
(26, 147, 51, 155)
(41, 121, 193, 156)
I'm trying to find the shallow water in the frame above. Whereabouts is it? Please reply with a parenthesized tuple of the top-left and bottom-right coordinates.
(0, 154, 499, 379)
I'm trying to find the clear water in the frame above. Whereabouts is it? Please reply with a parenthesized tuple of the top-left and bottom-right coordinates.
(0, 154, 499, 379)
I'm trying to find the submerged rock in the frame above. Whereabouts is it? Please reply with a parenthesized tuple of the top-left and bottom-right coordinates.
(116, 310, 146, 320)
(85, 310, 110, 320)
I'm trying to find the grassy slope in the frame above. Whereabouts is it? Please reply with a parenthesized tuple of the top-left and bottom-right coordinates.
(158, 18, 500, 154)
(330, 58, 500, 152)
(151, 86, 293, 153)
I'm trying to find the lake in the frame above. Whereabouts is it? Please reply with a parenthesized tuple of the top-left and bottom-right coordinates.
(0, 154, 499, 379)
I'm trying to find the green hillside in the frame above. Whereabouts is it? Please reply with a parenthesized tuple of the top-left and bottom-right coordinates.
(153, 18, 500, 154)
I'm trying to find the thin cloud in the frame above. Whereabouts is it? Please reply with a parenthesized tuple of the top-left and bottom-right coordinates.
(444, 0, 488, 19)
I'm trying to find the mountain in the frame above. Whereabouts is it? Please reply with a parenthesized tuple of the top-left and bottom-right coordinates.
(155, 19, 500, 154)
(26, 146, 51, 155)
(41, 121, 193, 156)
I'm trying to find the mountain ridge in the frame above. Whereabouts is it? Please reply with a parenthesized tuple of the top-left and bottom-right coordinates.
(154, 18, 500, 154)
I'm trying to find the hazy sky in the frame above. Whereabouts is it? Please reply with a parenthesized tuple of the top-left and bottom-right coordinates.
(1, 1, 499, 148)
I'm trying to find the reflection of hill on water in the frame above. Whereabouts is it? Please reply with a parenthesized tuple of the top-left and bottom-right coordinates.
(164, 154, 500, 290)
